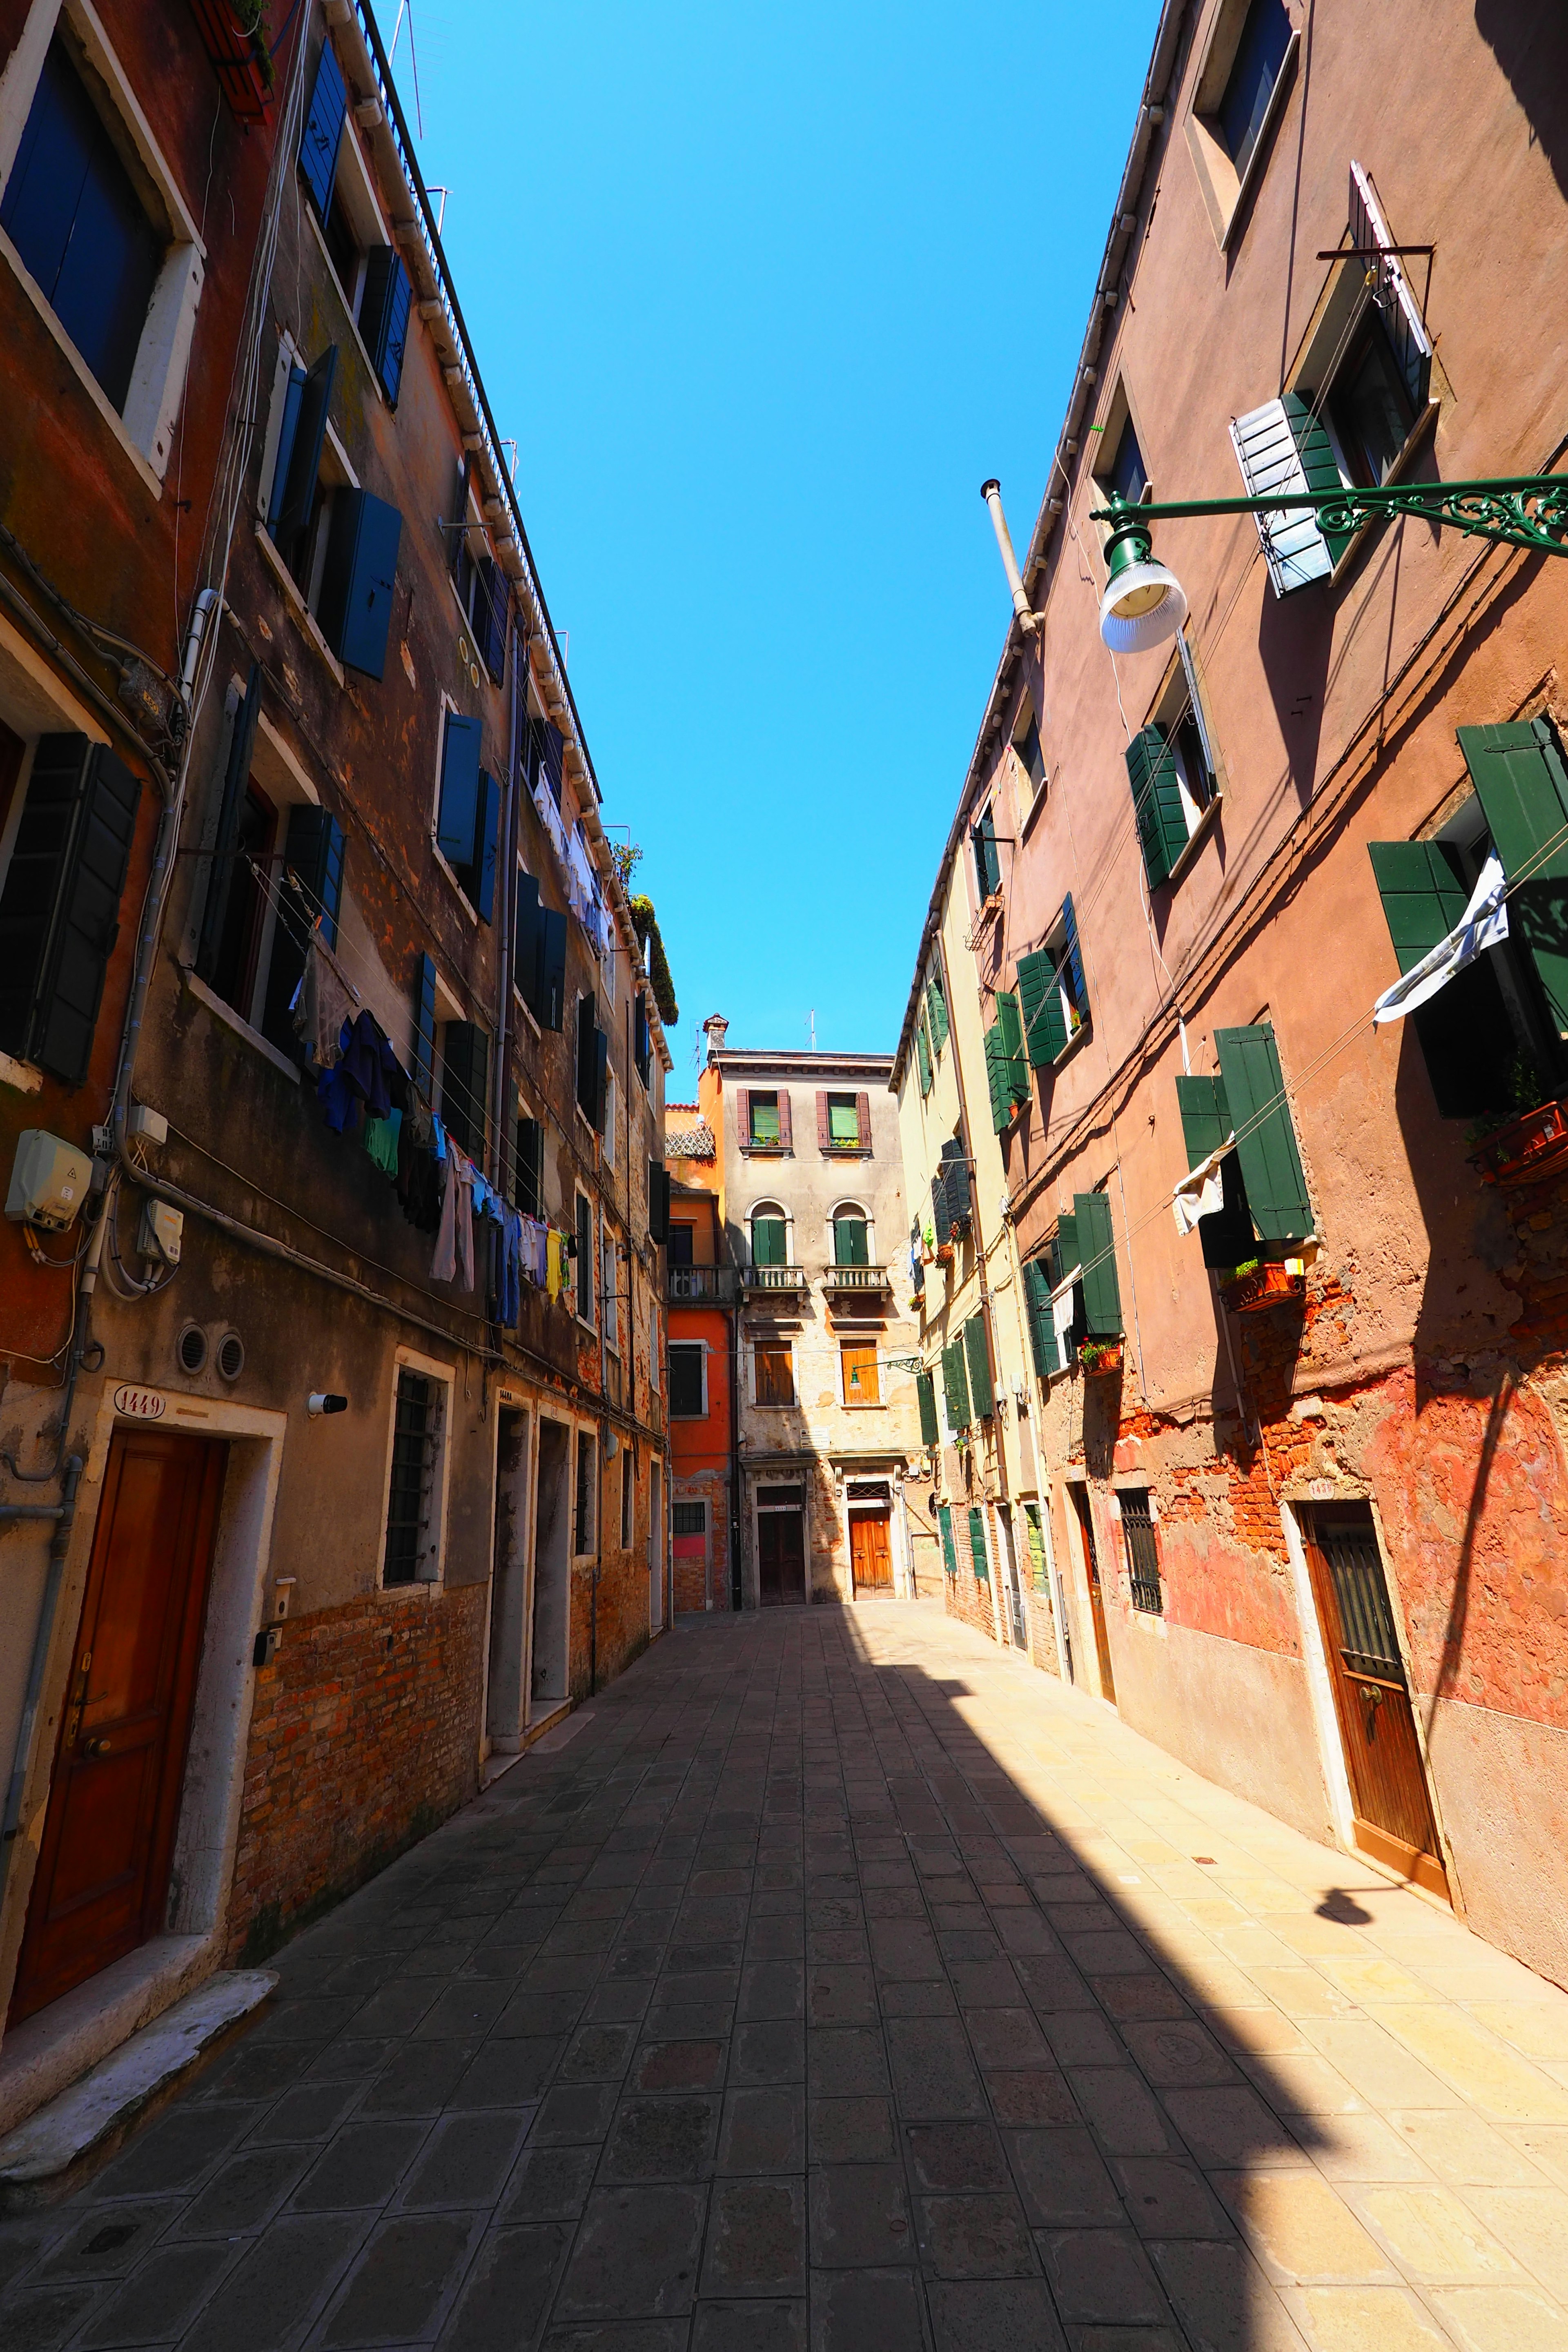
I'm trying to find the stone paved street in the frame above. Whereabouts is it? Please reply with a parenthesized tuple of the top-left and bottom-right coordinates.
(5, 1601, 1568, 2351)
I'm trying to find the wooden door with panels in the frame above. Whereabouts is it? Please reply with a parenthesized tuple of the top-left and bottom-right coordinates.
(1303, 1504, 1447, 1900)
(849, 1512, 892, 1593)
(9, 1429, 227, 2025)
(1071, 1483, 1116, 1705)
(757, 1485, 806, 1606)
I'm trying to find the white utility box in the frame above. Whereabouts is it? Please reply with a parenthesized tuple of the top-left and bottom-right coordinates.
(137, 1198, 184, 1267)
(5, 1131, 91, 1231)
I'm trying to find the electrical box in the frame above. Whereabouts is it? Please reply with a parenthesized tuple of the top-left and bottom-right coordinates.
(5, 1131, 91, 1231)
(128, 1104, 168, 1147)
(138, 1198, 184, 1267)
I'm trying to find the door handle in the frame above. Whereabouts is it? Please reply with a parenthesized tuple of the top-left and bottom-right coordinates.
(1356, 1683, 1385, 1742)
(81, 1736, 111, 1758)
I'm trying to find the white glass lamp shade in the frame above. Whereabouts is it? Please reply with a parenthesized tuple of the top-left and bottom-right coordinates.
(1098, 555, 1188, 653)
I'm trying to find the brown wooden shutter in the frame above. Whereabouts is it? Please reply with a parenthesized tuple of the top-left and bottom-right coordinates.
(736, 1087, 750, 1150)
(816, 1091, 830, 1148)
(855, 1091, 871, 1153)
(777, 1089, 793, 1150)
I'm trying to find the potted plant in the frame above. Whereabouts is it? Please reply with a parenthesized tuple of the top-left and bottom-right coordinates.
(1470, 1098, 1568, 1186)
(1219, 1258, 1306, 1313)
(189, 0, 274, 124)
(1078, 1337, 1123, 1375)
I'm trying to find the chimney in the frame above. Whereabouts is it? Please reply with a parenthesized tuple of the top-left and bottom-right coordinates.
(703, 1013, 729, 1063)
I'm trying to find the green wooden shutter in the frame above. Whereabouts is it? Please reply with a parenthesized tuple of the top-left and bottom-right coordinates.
(973, 809, 1000, 899)
(834, 1216, 869, 1266)
(1072, 1191, 1123, 1336)
(915, 1368, 939, 1447)
(752, 1215, 786, 1267)
(1060, 895, 1087, 1028)
(1025, 1502, 1047, 1590)
(927, 974, 949, 1051)
(1214, 1025, 1313, 1245)
(942, 1337, 971, 1432)
(1023, 1256, 1060, 1377)
(938, 1504, 958, 1577)
(967, 1506, 990, 1581)
(984, 1022, 1013, 1132)
(939, 1138, 971, 1228)
(1175, 1072, 1231, 1168)
(1016, 946, 1065, 1067)
(1125, 726, 1189, 889)
(916, 1016, 933, 1096)
(996, 989, 1029, 1105)
(1283, 392, 1354, 565)
(1055, 1210, 1078, 1276)
(1174, 1073, 1256, 1270)
(1458, 719, 1568, 1040)
(1367, 841, 1470, 973)
(963, 1312, 995, 1418)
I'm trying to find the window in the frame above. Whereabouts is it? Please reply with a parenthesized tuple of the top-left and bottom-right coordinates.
(514, 869, 567, 1030)
(967, 1506, 990, 1583)
(751, 1206, 788, 1267)
(576, 992, 608, 1130)
(755, 1345, 795, 1406)
(926, 970, 949, 1054)
(382, 1360, 449, 1586)
(1014, 898, 1087, 1071)
(446, 454, 508, 683)
(938, 1503, 958, 1577)
(1185, 0, 1298, 248)
(575, 1193, 594, 1323)
(603, 1068, 617, 1168)
(621, 1449, 633, 1548)
(439, 1020, 488, 1162)
(668, 1221, 695, 1268)
(634, 992, 652, 1087)
(962, 1313, 994, 1420)
(832, 1210, 869, 1267)
(1175, 1025, 1313, 1270)
(1126, 636, 1220, 890)
(820, 1091, 869, 1153)
(603, 1223, 620, 1355)
(574, 1430, 596, 1554)
(1023, 1501, 1048, 1592)
(1216, 0, 1294, 180)
(669, 1342, 706, 1419)
(749, 1090, 782, 1147)
(261, 342, 403, 680)
(673, 1501, 706, 1537)
(1104, 415, 1148, 508)
(432, 709, 499, 920)
(842, 1342, 880, 1407)
(931, 1137, 971, 1244)
(296, 39, 412, 408)
(0, 731, 140, 1084)
(915, 1014, 933, 1098)
(971, 805, 1001, 902)
(1121, 1490, 1163, 1614)
(0, 16, 204, 481)
(1368, 722, 1568, 1122)
(514, 1114, 543, 1217)
(983, 991, 1029, 1133)
(1012, 698, 1047, 802)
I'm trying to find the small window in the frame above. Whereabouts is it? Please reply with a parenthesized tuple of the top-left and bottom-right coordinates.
(669, 1342, 706, 1419)
(926, 970, 949, 1054)
(262, 343, 402, 679)
(971, 806, 1001, 902)
(434, 709, 498, 920)
(1105, 415, 1148, 508)
(1216, 0, 1294, 180)
(749, 1090, 781, 1147)
(621, 1449, 634, 1548)
(439, 1020, 488, 1162)
(383, 1364, 447, 1586)
(575, 1193, 595, 1324)
(1186, 0, 1298, 249)
(603, 1068, 617, 1168)
(1012, 699, 1047, 802)
(842, 1342, 880, 1407)
(751, 1207, 788, 1267)
(755, 1345, 794, 1407)
(602, 1224, 620, 1356)
(1023, 1502, 1048, 1592)
(668, 1221, 695, 1268)
(673, 1501, 706, 1537)
(576, 992, 608, 1129)
(826, 1095, 860, 1148)
(832, 1212, 869, 1267)
(1301, 312, 1416, 494)
(967, 1506, 990, 1582)
(574, 1431, 597, 1555)
(1125, 637, 1220, 891)
(1121, 1490, 1163, 1615)
(448, 457, 508, 683)
(1015, 898, 1088, 1071)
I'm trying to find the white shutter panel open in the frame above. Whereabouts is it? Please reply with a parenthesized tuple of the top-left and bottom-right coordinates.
(1229, 398, 1334, 596)
(1349, 160, 1433, 411)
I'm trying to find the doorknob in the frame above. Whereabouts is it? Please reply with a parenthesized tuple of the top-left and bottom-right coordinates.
(82, 1737, 111, 1758)
(1356, 1683, 1385, 1742)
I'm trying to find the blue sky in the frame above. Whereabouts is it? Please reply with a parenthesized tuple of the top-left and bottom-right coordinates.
(384, 0, 1160, 1080)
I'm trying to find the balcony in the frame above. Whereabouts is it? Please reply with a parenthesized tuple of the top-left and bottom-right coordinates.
(822, 1263, 891, 1295)
(667, 1265, 737, 1305)
(742, 1263, 807, 1296)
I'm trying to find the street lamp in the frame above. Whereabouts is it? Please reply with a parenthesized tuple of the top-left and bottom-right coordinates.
(1091, 477, 1568, 652)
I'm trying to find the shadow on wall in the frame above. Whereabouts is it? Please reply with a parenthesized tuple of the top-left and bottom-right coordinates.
(1475, 0, 1568, 200)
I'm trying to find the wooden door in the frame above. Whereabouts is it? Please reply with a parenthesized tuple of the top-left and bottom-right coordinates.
(758, 1510, 806, 1606)
(1072, 1484, 1116, 1704)
(9, 1429, 227, 2025)
(1304, 1507, 1446, 1899)
(850, 1512, 892, 1593)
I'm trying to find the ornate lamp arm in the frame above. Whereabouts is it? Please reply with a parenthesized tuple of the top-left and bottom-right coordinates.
(1091, 479, 1568, 559)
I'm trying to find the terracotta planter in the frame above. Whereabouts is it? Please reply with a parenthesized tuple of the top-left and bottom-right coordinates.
(189, 0, 273, 123)
(1221, 1262, 1306, 1314)
(1079, 1341, 1123, 1376)
(934, 1244, 954, 1266)
(1470, 1097, 1568, 1187)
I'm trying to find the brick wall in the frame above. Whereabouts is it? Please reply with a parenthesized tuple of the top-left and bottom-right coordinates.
(226, 1582, 486, 1964)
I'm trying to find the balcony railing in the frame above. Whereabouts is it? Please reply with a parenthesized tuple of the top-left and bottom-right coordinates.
(742, 1263, 806, 1293)
(822, 1263, 890, 1292)
(667, 1265, 737, 1305)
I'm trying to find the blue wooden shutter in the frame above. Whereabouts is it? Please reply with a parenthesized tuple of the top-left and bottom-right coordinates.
(1016, 945, 1066, 1067)
(1023, 1256, 1059, 1378)
(265, 363, 307, 534)
(261, 803, 345, 1054)
(537, 909, 567, 1031)
(514, 871, 542, 1013)
(477, 559, 508, 683)
(1458, 719, 1568, 1040)
(317, 489, 401, 679)
(359, 246, 412, 405)
(916, 1368, 938, 1447)
(412, 952, 437, 1099)
(1175, 1073, 1255, 1270)
(1214, 1025, 1313, 1244)
(1229, 396, 1337, 593)
(471, 770, 500, 923)
(437, 712, 482, 871)
(1126, 726, 1189, 889)
(963, 1313, 994, 1418)
(272, 345, 337, 550)
(196, 667, 262, 985)
(576, 994, 597, 1119)
(0, 736, 140, 1084)
(298, 39, 347, 217)
(1073, 1191, 1123, 1336)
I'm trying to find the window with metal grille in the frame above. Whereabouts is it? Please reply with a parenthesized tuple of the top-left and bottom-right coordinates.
(575, 1431, 596, 1554)
(1317, 1517, 1405, 1682)
(1120, 1488, 1163, 1614)
(673, 1501, 706, 1537)
(383, 1368, 441, 1586)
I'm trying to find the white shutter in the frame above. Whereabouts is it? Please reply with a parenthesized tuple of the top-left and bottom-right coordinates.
(1229, 399, 1334, 597)
(1349, 160, 1433, 410)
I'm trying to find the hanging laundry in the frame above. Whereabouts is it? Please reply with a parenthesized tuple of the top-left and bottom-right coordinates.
(363, 1107, 401, 1178)
(1172, 1136, 1233, 1236)
(431, 1146, 476, 1288)
(496, 1208, 522, 1327)
(546, 1228, 564, 1302)
(293, 933, 357, 1070)
(521, 1215, 548, 1290)
(318, 1009, 394, 1134)
(1051, 1267, 1081, 1351)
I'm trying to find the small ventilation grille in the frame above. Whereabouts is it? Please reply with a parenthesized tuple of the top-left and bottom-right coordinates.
(177, 1324, 207, 1376)
(216, 1332, 245, 1382)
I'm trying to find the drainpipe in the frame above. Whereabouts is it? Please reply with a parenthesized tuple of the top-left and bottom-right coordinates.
(980, 481, 1040, 636)
(728, 1277, 742, 1611)
(492, 610, 521, 1194)
(0, 1455, 83, 1915)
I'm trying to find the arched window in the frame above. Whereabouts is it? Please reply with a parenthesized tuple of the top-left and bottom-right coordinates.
(832, 1204, 870, 1267)
(751, 1202, 789, 1267)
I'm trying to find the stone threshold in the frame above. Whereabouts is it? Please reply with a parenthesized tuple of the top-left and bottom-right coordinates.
(0, 1965, 275, 2209)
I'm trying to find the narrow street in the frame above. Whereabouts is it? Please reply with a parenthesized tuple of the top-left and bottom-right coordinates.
(4, 1603, 1568, 2352)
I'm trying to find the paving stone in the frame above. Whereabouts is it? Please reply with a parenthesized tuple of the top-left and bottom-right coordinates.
(35, 2201, 175, 2279)
(886, 2018, 986, 2120)
(399, 2111, 532, 2209)
(0, 2285, 100, 2350)
(925, 2276, 1069, 2349)
(702, 2179, 807, 2296)
(983, 2071, 1078, 2128)
(361, 2039, 482, 2116)
(291, 2122, 428, 2212)
(177, 2146, 310, 2236)
(1040, 2229, 1169, 2325)
(321, 2211, 480, 2344)
(808, 2165, 914, 2266)
(182, 2213, 368, 2352)
(84, 2105, 250, 2201)
(916, 2194, 1036, 2279)
(693, 2296, 806, 2350)
(451, 2036, 564, 2107)
(602, 2096, 719, 2182)
(413, 1981, 514, 2040)
(77, 2239, 234, 2346)
(738, 2021, 807, 2086)
(561, 2024, 635, 2082)
(635, 2040, 727, 2092)
(742, 1963, 806, 2020)
(502, 2142, 599, 2223)
(906, 2125, 1010, 2194)
(555, 2185, 706, 2319)
(809, 2098, 895, 2164)
(344, 1981, 438, 2036)
(719, 2087, 805, 2174)
(808, 2264, 926, 2352)
(1113, 2158, 1233, 2240)
(1006, 2129, 1124, 2227)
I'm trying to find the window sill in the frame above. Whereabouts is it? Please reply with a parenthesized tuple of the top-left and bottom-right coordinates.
(512, 984, 542, 1040)
(378, 1575, 442, 1599)
(1019, 783, 1051, 847)
(1165, 793, 1223, 890)
(0, 1048, 42, 1097)
(0, 227, 166, 498)
(182, 967, 301, 1085)
(822, 1145, 871, 1160)
(1048, 1021, 1091, 1078)
(742, 1143, 791, 1157)
(430, 837, 481, 925)
(253, 524, 347, 687)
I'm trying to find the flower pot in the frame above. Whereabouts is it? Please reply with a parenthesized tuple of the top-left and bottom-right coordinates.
(935, 1243, 954, 1266)
(1078, 1341, 1124, 1376)
(189, 0, 273, 123)
(1220, 1262, 1306, 1315)
(1470, 1097, 1568, 1187)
